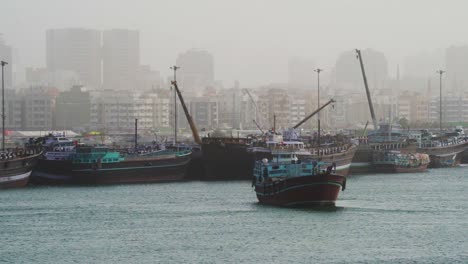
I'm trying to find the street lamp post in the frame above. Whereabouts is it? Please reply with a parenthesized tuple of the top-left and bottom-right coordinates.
(314, 68, 323, 151)
(436, 70, 445, 132)
(1, 61, 8, 152)
(170, 66, 180, 145)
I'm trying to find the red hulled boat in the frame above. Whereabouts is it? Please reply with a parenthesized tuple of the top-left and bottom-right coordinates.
(253, 157, 346, 207)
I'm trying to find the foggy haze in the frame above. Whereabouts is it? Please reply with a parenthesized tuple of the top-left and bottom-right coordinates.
(1, 0, 468, 86)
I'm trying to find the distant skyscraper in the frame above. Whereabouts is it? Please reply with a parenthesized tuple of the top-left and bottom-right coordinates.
(0, 35, 13, 89)
(288, 57, 315, 89)
(103, 29, 139, 91)
(403, 50, 443, 79)
(176, 49, 214, 94)
(334, 49, 388, 91)
(446, 45, 468, 92)
(46, 28, 101, 89)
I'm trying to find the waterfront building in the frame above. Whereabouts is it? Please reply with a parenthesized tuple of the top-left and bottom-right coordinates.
(4, 89, 23, 130)
(428, 95, 468, 125)
(22, 87, 59, 130)
(189, 96, 218, 131)
(55, 86, 91, 130)
(217, 88, 243, 129)
(90, 90, 153, 132)
(146, 90, 171, 129)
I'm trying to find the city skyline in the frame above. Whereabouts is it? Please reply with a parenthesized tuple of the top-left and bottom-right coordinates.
(2, 0, 468, 86)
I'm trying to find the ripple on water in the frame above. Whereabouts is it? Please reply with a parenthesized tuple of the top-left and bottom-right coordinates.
(1, 167, 468, 263)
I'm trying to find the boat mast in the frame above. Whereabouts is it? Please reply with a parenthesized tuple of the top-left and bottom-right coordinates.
(436, 70, 445, 132)
(356, 49, 378, 131)
(1, 61, 7, 152)
(134, 118, 138, 152)
(170, 68, 202, 145)
(273, 114, 276, 133)
(314, 68, 323, 147)
(170, 66, 179, 145)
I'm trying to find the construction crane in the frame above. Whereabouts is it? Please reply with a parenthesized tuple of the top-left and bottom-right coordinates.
(356, 49, 378, 131)
(362, 120, 369, 137)
(253, 119, 264, 134)
(171, 80, 202, 145)
(293, 99, 335, 129)
(242, 89, 261, 128)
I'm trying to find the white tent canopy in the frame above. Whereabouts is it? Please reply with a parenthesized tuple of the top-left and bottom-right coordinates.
(8, 130, 79, 138)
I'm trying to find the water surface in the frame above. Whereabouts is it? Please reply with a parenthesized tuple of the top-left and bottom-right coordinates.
(1, 168, 467, 263)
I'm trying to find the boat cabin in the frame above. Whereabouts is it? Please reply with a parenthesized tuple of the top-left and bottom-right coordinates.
(254, 158, 327, 183)
(72, 146, 124, 164)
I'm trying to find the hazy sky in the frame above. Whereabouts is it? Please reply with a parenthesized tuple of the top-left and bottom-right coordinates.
(1, 0, 467, 86)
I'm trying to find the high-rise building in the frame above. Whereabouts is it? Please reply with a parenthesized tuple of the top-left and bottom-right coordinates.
(288, 57, 315, 89)
(103, 29, 140, 91)
(137, 65, 161, 91)
(46, 28, 101, 89)
(176, 49, 214, 94)
(446, 45, 468, 93)
(0, 36, 13, 89)
(334, 49, 388, 91)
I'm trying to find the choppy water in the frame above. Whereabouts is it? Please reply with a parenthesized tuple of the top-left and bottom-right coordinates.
(1, 167, 467, 263)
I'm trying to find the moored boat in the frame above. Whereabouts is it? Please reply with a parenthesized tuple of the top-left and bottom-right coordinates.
(253, 157, 346, 207)
(0, 148, 42, 189)
(249, 130, 356, 177)
(33, 145, 191, 185)
(201, 137, 253, 180)
(372, 150, 430, 173)
(417, 128, 468, 168)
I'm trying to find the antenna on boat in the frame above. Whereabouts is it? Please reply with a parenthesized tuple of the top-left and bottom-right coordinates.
(170, 66, 179, 145)
(134, 118, 138, 152)
(1, 61, 7, 152)
(436, 70, 445, 133)
(273, 114, 276, 133)
(314, 68, 323, 149)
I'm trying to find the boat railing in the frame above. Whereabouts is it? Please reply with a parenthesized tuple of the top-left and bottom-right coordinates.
(307, 144, 353, 156)
(124, 148, 191, 159)
(0, 146, 42, 161)
(370, 142, 408, 151)
(202, 137, 253, 145)
(420, 137, 467, 148)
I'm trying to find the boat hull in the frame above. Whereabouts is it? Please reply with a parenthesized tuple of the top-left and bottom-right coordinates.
(0, 153, 41, 189)
(31, 159, 73, 184)
(201, 140, 251, 180)
(311, 145, 356, 177)
(254, 174, 346, 207)
(32, 153, 191, 185)
(373, 163, 428, 173)
(350, 145, 374, 174)
(418, 141, 468, 168)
